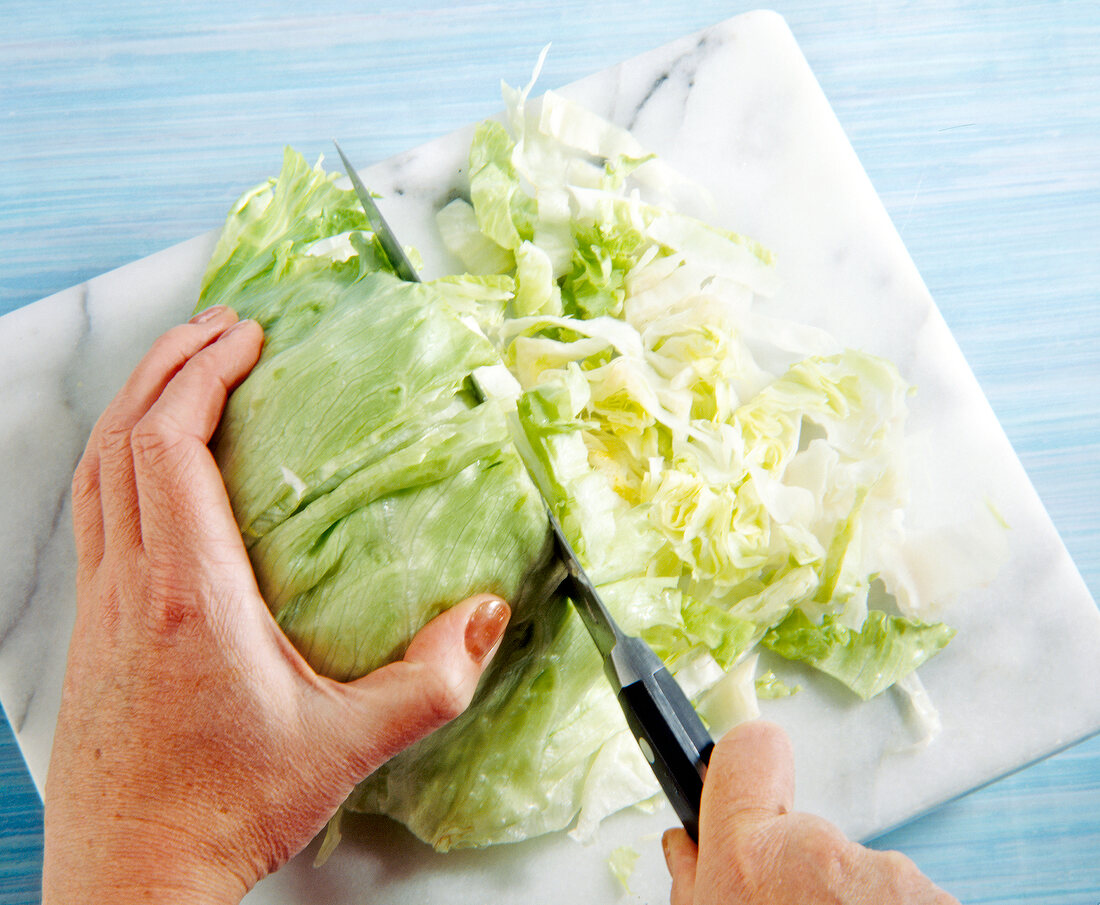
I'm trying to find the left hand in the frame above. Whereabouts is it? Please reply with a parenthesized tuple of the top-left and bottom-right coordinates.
(43, 306, 511, 904)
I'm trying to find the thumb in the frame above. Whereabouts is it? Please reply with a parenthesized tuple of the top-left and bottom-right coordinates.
(704, 720, 795, 823)
(333, 594, 511, 777)
(684, 721, 794, 905)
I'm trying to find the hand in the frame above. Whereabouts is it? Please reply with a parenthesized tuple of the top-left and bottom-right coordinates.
(43, 306, 511, 904)
(663, 721, 959, 905)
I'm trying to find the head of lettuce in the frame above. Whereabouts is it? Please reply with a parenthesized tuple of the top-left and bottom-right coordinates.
(193, 149, 642, 852)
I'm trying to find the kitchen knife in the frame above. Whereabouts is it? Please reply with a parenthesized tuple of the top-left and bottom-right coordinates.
(335, 141, 715, 840)
(546, 508, 715, 841)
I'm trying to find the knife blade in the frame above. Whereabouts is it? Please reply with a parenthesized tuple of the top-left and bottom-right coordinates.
(332, 141, 422, 283)
(334, 141, 715, 840)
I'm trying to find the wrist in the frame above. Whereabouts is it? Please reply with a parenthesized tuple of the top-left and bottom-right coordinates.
(43, 809, 251, 905)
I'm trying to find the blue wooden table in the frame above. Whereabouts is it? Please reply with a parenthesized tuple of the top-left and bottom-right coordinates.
(2, 2, 1097, 902)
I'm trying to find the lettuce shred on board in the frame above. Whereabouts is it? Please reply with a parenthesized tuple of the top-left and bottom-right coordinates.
(196, 62, 961, 852)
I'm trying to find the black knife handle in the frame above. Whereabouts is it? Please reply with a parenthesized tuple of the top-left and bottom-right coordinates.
(615, 644, 715, 841)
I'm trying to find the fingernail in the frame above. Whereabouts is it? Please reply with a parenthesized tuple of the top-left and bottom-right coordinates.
(224, 317, 258, 336)
(464, 597, 510, 662)
(189, 305, 228, 324)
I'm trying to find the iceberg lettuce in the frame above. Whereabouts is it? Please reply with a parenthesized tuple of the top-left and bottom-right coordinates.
(197, 150, 652, 849)
(199, 153, 557, 686)
(197, 69, 957, 851)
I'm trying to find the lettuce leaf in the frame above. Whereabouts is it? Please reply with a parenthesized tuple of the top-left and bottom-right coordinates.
(762, 609, 956, 701)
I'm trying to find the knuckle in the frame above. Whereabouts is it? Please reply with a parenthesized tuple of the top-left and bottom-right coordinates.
(880, 848, 918, 873)
(871, 847, 948, 899)
(179, 341, 231, 386)
(97, 410, 135, 457)
(727, 836, 773, 897)
(151, 324, 201, 368)
(79, 553, 140, 634)
(80, 571, 123, 634)
(142, 584, 203, 639)
(138, 556, 209, 639)
(820, 843, 852, 888)
(800, 818, 855, 886)
(705, 819, 783, 898)
(130, 412, 185, 469)
(803, 815, 845, 853)
(414, 662, 469, 725)
(891, 849, 929, 884)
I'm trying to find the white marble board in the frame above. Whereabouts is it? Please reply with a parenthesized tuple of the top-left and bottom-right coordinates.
(1, 11, 1097, 905)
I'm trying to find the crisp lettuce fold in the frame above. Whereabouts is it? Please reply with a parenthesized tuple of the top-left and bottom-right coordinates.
(347, 597, 622, 848)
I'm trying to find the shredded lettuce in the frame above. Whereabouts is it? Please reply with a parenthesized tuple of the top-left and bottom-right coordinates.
(756, 669, 802, 700)
(198, 63, 964, 853)
(762, 610, 956, 701)
(426, 66, 960, 830)
(608, 845, 641, 894)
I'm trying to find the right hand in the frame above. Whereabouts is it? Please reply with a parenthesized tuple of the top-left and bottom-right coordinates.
(662, 721, 959, 904)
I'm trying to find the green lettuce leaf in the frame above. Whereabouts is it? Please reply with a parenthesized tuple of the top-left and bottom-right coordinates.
(468, 120, 535, 253)
(761, 609, 956, 700)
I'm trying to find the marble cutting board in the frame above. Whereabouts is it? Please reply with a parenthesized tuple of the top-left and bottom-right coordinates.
(2, 10, 1098, 904)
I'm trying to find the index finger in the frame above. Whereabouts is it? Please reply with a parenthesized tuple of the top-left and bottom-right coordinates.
(89, 305, 241, 555)
(663, 828, 699, 905)
(130, 318, 263, 561)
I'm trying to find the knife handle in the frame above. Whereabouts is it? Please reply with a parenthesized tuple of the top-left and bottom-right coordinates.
(615, 643, 715, 842)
